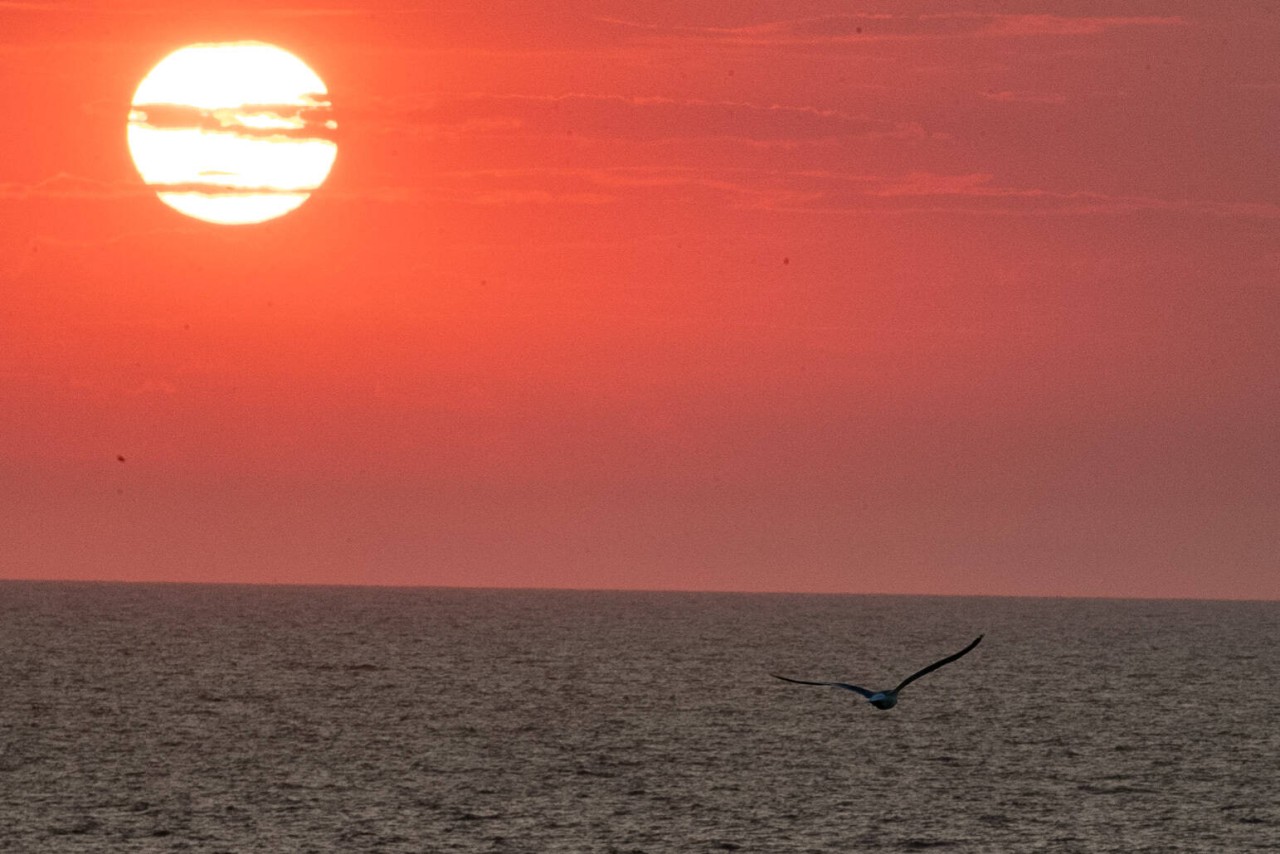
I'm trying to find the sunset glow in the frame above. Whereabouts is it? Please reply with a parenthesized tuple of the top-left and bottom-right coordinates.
(126, 42, 337, 225)
(2, 2, 1278, 600)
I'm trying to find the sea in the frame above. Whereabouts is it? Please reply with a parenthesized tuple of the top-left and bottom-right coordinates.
(1, 581, 1276, 853)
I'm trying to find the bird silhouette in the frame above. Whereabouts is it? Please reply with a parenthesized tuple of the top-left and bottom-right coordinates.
(772, 635, 983, 710)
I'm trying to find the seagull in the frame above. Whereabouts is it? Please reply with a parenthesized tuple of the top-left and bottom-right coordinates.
(772, 635, 983, 710)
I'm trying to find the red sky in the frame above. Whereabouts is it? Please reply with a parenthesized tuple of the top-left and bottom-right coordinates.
(2, 1, 1277, 598)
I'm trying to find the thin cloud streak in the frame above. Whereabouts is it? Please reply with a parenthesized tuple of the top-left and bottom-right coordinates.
(470, 92, 868, 123)
(340, 166, 1275, 220)
(9, 169, 1275, 220)
(355, 90, 930, 144)
(0, 173, 148, 200)
(980, 90, 1069, 104)
(0, 172, 411, 203)
(599, 13, 1186, 46)
(0, 1, 417, 15)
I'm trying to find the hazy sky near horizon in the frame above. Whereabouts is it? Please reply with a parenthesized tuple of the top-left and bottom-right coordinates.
(2, 1, 1277, 598)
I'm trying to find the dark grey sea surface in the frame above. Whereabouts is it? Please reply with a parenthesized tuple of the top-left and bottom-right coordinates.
(1, 581, 1276, 852)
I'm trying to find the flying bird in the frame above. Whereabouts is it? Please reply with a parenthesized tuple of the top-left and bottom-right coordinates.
(772, 635, 983, 710)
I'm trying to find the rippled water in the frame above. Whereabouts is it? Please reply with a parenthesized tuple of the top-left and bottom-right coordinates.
(1, 581, 1276, 852)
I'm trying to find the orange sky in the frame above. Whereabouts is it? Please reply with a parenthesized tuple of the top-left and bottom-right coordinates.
(2, 1, 1277, 598)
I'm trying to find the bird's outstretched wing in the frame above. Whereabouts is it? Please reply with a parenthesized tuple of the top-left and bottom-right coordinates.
(771, 674, 876, 699)
(892, 634, 983, 693)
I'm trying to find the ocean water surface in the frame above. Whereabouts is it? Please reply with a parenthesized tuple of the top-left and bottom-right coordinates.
(1, 581, 1276, 852)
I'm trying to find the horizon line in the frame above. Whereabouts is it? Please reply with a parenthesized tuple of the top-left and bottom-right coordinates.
(1, 575, 1275, 604)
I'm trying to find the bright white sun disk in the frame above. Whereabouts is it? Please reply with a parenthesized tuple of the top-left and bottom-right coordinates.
(127, 42, 337, 225)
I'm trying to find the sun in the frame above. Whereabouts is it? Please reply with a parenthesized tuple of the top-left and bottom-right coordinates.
(127, 42, 338, 225)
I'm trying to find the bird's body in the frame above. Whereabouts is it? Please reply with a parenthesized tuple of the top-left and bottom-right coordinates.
(772, 635, 983, 711)
(866, 692, 898, 710)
